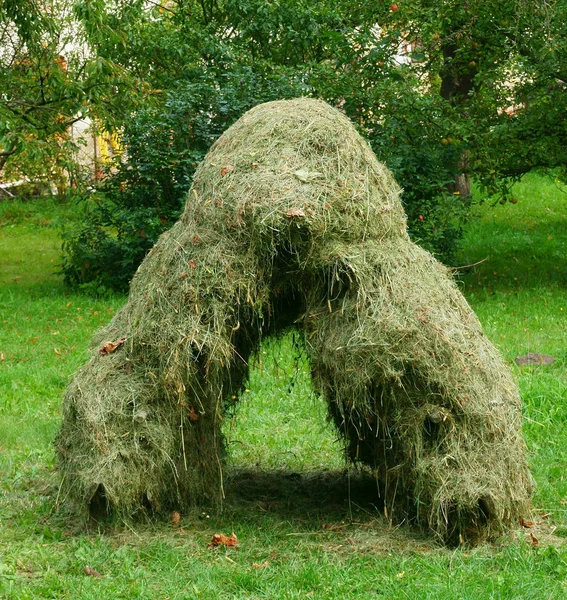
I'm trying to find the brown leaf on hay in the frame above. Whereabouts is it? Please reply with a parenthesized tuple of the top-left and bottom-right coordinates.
(520, 517, 534, 528)
(220, 165, 234, 177)
(84, 566, 103, 578)
(208, 533, 238, 548)
(188, 407, 199, 421)
(529, 532, 539, 546)
(170, 511, 181, 527)
(99, 337, 126, 356)
(285, 206, 306, 219)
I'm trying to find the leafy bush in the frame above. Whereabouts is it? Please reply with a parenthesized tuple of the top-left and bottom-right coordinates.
(63, 57, 475, 294)
(61, 67, 303, 292)
(363, 93, 472, 259)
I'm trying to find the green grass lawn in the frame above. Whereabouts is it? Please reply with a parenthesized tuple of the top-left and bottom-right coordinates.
(1, 177, 567, 599)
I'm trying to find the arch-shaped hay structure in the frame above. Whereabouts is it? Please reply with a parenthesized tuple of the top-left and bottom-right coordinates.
(56, 98, 532, 543)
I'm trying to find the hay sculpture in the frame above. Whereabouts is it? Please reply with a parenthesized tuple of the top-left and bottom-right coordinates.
(57, 98, 533, 543)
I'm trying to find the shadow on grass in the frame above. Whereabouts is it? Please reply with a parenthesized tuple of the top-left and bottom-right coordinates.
(13, 464, 394, 539)
(225, 467, 384, 522)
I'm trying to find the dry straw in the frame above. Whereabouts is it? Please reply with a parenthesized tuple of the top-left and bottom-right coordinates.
(57, 98, 533, 543)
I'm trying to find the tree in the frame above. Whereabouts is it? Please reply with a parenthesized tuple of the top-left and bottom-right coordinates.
(60, 0, 567, 291)
(383, 0, 567, 193)
(308, 0, 567, 246)
(0, 0, 134, 182)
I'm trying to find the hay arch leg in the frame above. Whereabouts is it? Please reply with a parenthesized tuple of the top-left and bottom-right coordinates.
(304, 247, 532, 542)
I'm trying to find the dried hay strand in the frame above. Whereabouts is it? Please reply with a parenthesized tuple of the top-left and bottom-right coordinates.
(56, 98, 533, 542)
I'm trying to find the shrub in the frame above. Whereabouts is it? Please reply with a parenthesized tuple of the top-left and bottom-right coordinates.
(63, 65, 474, 294)
(61, 67, 303, 292)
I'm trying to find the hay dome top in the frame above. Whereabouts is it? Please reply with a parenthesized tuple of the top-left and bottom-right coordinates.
(187, 98, 407, 248)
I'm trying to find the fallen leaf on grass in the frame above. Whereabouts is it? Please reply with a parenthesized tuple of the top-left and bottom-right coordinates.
(529, 532, 539, 546)
(53, 348, 61, 356)
(84, 566, 103, 578)
(208, 533, 238, 548)
(0, 352, 4, 362)
(171, 511, 181, 527)
(99, 337, 126, 355)
(520, 517, 534, 528)
(252, 561, 269, 569)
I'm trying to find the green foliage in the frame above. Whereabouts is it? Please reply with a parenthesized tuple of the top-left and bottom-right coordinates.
(21, 0, 567, 290)
(0, 0, 135, 182)
(61, 66, 304, 292)
(388, 0, 567, 187)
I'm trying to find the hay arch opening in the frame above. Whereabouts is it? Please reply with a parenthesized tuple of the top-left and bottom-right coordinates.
(222, 330, 390, 520)
(224, 331, 345, 473)
(56, 98, 532, 543)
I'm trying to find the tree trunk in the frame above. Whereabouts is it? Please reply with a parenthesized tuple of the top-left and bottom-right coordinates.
(0, 142, 18, 179)
(440, 43, 478, 197)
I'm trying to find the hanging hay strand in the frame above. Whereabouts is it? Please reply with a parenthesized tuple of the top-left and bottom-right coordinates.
(56, 98, 532, 542)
